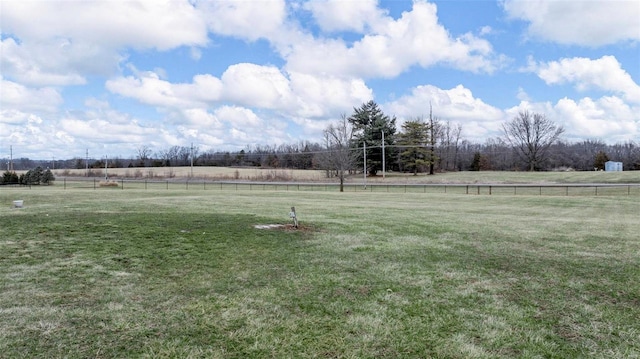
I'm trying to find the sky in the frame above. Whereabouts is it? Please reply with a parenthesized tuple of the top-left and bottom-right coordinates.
(1, 0, 639, 161)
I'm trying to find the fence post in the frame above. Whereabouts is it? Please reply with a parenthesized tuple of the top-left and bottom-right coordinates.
(64, 178, 66, 190)
(94, 179, 96, 190)
(121, 179, 124, 189)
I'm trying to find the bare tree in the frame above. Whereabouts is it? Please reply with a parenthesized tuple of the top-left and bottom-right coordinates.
(319, 115, 357, 192)
(502, 111, 564, 171)
(136, 145, 152, 167)
(438, 121, 463, 171)
(427, 104, 441, 175)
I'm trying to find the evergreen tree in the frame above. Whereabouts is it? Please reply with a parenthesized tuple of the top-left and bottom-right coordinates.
(348, 101, 396, 176)
(593, 151, 609, 171)
(1, 170, 19, 185)
(42, 169, 55, 185)
(397, 119, 429, 175)
(470, 152, 482, 171)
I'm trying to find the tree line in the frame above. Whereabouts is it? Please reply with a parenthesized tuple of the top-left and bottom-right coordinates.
(1, 166, 55, 185)
(3, 101, 639, 177)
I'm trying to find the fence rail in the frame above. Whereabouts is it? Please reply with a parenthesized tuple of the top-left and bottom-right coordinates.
(5, 178, 640, 196)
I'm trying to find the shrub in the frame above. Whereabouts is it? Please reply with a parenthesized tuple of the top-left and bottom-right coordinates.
(99, 181, 119, 187)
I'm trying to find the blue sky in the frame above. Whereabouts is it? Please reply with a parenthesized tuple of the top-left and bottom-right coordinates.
(1, 0, 639, 161)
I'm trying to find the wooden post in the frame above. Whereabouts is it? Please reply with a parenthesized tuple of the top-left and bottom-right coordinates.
(290, 207, 298, 228)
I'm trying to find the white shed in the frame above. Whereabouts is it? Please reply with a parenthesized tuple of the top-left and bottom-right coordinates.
(605, 161, 623, 171)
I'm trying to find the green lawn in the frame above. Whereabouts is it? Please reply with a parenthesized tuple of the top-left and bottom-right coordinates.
(1, 187, 639, 358)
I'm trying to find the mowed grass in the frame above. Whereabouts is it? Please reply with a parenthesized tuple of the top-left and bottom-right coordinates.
(53, 166, 640, 184)
(0, 187, 639, 358)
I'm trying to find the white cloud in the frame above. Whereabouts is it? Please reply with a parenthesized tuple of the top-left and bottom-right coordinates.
(385, 84, 506, 142)
(214, 106, 264, 128)
(181, 108, 223, 128)
(504, 96, 640, 143)
(284, 0, 501, 78)
(221, 63, 294, 109)
(387, 84, 504, 122)
(553, 96, 639, 141)
(1, 0, 208, 50)
(0, 112, 77, 159)
(0, 78, 63, 112)
(200, 0, 286, 41)
(213, 106, 290, 146)
(516, 87, 531, 102)
(534, 56, 640, 103)
(1, 1, 208, 86)
(0, 38, 92, 86)
(107, 64, 373, 120)
(502, 0, 640, 46)
(106, 72, 223, 108)
(288, 72, 373, 117)
(305, 0, 386, 33)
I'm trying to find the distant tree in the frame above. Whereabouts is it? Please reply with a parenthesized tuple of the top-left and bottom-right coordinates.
(594, 151, 609, 171)
(318, 115, 357, 192)
(438, 121, 463, 171)
(470, 152, 482, 171)
(502, 111, 564, 171)
(136, 145, 152, 167)
(92, 160, 105, 169)
(236, 149, 246, 165)
(31, 166, 44, 184)
(427, 105, 442, 175)
(42, 169, 55, 185)
(1, 170, 19, 185)
(397, 119, 429, 175)
(348, 101, 396, 176)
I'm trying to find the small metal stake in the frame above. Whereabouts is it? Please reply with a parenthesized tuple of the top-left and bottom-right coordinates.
(289, 206, 298, 228)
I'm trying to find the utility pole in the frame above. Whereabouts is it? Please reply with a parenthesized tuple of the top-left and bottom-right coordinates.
(190, 143, 194, 178)
(86, 149, 89, 177)
(9, 145, 13, 171)
(429, 102, 436, 175)
(381, 130, 385, 179)
(363, 142, 367, 189)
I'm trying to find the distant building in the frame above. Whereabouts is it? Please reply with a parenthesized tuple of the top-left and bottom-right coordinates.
(605, 161, 623, 171)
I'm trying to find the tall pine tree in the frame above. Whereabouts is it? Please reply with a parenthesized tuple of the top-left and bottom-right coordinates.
(348, 101, 396, 176)
(397, 119, 429, 175)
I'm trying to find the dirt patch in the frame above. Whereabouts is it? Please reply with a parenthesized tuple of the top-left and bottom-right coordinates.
(254, 224, 285, 229)
(254, 223, 315, 232)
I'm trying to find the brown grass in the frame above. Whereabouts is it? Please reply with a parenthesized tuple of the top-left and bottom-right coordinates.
(55, 167, 327, 181)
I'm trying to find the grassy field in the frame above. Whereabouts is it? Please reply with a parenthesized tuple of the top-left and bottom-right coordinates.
(1, 186, 639, 358)
(52, 166, 640, 184)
